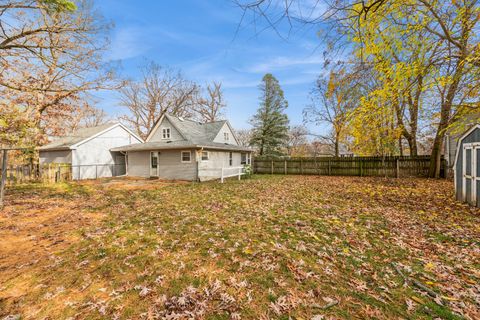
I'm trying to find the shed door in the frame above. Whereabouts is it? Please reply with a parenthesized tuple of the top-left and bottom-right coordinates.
(463, 146, 472, 204)
(476, 147, 480, 207)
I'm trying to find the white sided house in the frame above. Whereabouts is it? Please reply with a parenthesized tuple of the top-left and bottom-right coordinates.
(39, 123, 143, 180)
(111, 114, 253, 181)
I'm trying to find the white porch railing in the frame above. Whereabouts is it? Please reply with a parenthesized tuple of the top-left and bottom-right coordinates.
(220, 166, 245, 183)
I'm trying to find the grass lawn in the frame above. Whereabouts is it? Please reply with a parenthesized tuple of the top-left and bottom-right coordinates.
(0, 175, 479, 319)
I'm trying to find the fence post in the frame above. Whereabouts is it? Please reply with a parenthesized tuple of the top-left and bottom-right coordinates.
(300, 159, 303, 175)
(328, 160, 331, 176)
(360, 159, 363, 177)
(95, 165, 98, 179)
(0, 150, 8, 208)
(271, 160, 274, 174)
(238, 167, 241, 180)
(221, 167, 224, 183)
(284, 160, 287, 175)
(396, 158, 400, 178)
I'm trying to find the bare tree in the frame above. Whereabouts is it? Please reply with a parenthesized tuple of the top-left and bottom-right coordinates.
(119, 62, 199, 139)
(0, 0, 115, 143)
(304, 70, 357, 157)
(235, 128, 253, 147)
(62, 105, 109, 134)
(286, 125, 309, 156)
(195, 81, 226, 122)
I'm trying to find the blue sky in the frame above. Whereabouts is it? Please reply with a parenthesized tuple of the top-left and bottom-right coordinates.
(95, 0, 328, 134)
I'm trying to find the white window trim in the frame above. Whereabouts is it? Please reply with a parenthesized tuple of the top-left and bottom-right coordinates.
(162, 127, 171, 140)
(181, 150, 191, 163)
(201, 151, 209, 161)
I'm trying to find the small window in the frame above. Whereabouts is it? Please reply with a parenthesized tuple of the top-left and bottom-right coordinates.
(201, 151, 209, 161)
(241, 153, 247, 165)
(224, 132, 229, 141)
(181, 151, 191, 163)
(162, 128, 171, 139)
(247, 153, 251, 165)
(229, 152, 233, 166)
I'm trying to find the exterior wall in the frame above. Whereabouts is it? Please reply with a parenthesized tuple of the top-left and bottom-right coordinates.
(454, 127, 480, 206)
(127, 151, 150, 177)
(213, 123, 238, 145)
(158, 149, 197, 180)
(72, 125, 142, 180)
(149, 117, 184, 142)
(126, 149, 197, 180)
(39, 150, 72, 164)
(444, 134, 458, 167)
(198, 150, 246, 181)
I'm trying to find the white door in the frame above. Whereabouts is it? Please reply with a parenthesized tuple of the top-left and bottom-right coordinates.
(462, 145, 476, 205)
(474, 146, 480, 206)
(150, 151, 159, 177)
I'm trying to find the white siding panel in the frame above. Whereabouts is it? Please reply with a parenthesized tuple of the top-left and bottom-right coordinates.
(213, 123, 238, 145)
(72, 125, 139, 179)
(39, 150, 72, 164)
(198, 150, 242, 181)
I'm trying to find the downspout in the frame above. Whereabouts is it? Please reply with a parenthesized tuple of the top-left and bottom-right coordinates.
(196, 147, 203, 182)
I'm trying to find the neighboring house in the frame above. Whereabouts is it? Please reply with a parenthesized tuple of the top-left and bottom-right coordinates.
(111, 114, 253, 181)
(39, 123, 143, 180)
(444, 114, 479, 168)
(453, 124, 480, 207)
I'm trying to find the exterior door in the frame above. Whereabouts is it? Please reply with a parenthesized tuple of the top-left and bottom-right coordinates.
(462, 145, 475, 205)
(150, 151, 159, 177)
(475, 146, 480, 207)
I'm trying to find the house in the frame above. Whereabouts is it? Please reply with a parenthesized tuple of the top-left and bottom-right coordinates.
(453, 124, 480, 207)
(39, 123, 143, 180)
(111, 114, 253, 181)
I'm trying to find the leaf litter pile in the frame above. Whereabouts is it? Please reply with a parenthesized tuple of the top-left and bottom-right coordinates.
(0, 175, 479, 319)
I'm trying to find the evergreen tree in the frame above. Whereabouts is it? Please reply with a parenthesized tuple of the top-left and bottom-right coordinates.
(250, 74, 289, 156)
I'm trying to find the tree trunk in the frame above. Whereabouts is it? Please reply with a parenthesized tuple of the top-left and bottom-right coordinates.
(334, 132, 340, 157)
(398, 137, 404, 156)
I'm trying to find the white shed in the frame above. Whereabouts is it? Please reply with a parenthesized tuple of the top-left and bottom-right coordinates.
(39, 123, 143, 180)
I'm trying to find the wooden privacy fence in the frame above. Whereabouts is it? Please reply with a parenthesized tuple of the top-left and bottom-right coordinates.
(253, 156, 446, 178)
(1, 163, 126, 185)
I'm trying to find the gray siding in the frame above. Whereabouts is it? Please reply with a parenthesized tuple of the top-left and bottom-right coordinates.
(455, 127, 480, 205)
(149, 117, 184, 142)
(39, 150, 72, 164)
(158, 150, 197, 180)
(126, 149, 197, 180)
(127, 151, 150, 177)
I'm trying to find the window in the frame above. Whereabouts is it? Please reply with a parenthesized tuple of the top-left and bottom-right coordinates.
(229, 152, 233, 166)
(224, 132, 229, 141)
(181, 151, 191, 163)
(162, 128, 171, 139)
(201, 151, 209, 161)
(247, 153, 251, 165)
(241, 153, 247, 165)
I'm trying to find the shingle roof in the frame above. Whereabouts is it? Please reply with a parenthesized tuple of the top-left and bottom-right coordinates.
(39, 123, 117, 151)
(110, 140, 252, 152)
(112, 114, 252, 152)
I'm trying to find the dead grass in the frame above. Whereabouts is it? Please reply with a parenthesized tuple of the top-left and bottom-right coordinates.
(0, 175, 479, 320)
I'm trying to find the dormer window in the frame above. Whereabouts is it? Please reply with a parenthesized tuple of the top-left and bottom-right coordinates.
(162, 128, 171, 139)
(224, 132, 229, 141)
